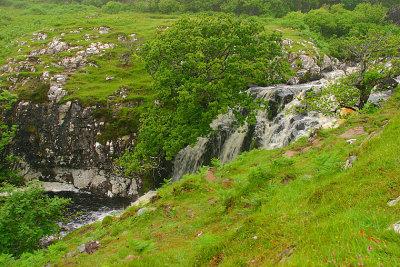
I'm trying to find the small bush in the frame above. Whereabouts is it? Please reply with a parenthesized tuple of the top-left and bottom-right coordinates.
(129, 239, 156, 254)
(101, 1, 123, 14)
(102, 216, 113, 227)
(248, 166, 274, 187)
(158, 0, 179, 14)
(25, 6, 47, 15)
(82, 0, 107, 8)
(0, 181, 71, 255)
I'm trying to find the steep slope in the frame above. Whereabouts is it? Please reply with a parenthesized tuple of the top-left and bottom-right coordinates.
(4, 87, 400, 266)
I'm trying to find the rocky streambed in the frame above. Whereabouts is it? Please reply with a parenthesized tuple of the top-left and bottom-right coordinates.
(47, 190, 130, 233)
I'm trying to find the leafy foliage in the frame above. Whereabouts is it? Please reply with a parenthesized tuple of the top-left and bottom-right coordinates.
(298, 29, 400, 114)
(0, 181, 71, 256)
(119, 15, 289, 175)
(0, 90, 19, 184)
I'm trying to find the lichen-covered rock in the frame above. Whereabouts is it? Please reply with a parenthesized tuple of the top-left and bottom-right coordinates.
(10, 100, 139, 199)
(321, 54, 334, 72)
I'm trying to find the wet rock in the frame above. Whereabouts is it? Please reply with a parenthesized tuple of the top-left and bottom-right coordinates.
(131, 190, 158, 207)
(343, 155, 357, 169)
(171, 81, 335, 181)
(287, 76, 300, 85)
(11, 100, 138, 199)
(321, 54, 333, 72)
(78, 240, 100, 254)
(42, 182, 79, 192)
(368, 90, 394, 107)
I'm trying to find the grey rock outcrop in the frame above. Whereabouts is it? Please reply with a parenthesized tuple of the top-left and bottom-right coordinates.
(9, 100, 139, 199)
(283, 40, 340, 85)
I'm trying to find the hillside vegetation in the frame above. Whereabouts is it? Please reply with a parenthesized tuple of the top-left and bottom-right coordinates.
(2, 86, 400, 266)
(1, 1, 400, 264)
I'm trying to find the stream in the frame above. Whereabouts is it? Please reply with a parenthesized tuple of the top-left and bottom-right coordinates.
(46, 190, 130, 234)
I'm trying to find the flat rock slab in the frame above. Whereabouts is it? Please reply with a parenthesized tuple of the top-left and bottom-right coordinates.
(283, 150, 298, 158)
(131, 190, 158, 207)
(340, 126, 367, 138)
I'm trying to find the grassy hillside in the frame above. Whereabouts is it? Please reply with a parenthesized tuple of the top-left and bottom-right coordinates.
(0, 8, 180, 104)
(3, 87, 399, 266)
(0, 6, 323, 143)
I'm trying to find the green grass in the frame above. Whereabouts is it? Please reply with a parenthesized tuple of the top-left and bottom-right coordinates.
(0, 8, 179, 105)
(0, 6, 323, 143)
(3, 87, 400, 266)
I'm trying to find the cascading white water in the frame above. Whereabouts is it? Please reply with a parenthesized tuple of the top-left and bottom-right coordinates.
(171, 74, 397, 181)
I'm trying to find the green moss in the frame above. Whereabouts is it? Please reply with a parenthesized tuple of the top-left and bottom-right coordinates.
(16, 80, 49, 103)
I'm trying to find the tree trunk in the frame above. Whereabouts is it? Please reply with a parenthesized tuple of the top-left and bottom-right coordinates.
(358, 87, 370, 109)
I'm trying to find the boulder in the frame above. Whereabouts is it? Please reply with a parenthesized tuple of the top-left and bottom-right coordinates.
(78, 241, 100, 254)
(388, 196, 400, 207)
(131, 190, 158, 207)
(287, 76, 300, 85)
(309, 65, 321, 80)
(298, 55, 315, 70)
(368, 90, 395, 107)
(321, 54, 333, 72)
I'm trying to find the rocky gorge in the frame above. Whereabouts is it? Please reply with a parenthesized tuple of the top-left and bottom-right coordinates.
(1, 28, 398, 199)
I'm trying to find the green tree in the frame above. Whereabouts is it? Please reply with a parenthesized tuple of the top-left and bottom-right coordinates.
(119, 15, 289, 175)
(299, 29, 400, 114)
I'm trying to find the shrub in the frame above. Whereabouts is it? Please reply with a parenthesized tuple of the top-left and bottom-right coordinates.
(0, 181, 71, 256)
(82, 0, 107, 8)
(158, 0, 179, 13)
(101, 1, 123, 14)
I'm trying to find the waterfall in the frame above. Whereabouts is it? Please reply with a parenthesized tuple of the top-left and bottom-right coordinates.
(171, 80, 335, 181)
(171, 74, 396, 181)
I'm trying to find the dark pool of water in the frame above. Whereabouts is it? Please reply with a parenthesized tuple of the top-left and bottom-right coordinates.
(46, 191, 131, 233)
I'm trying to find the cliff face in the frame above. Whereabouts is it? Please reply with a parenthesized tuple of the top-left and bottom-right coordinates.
(9, 100, 139, 199)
